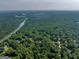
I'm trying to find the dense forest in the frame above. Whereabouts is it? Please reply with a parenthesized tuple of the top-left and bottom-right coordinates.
(0, 11, 24, 39)
(0, 11, 79, 59)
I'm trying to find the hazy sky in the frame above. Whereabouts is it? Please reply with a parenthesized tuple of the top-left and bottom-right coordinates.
(0, 0, 79, 10)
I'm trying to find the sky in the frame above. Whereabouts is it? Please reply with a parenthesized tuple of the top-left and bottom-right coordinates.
(0, 0, 79, 10)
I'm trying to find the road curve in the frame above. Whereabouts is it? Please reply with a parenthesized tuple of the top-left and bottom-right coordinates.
(0, 18, 27, 43)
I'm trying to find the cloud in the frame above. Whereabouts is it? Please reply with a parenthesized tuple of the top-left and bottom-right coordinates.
(0, 0, 79, 10)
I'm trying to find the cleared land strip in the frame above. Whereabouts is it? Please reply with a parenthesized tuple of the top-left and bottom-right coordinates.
(0, 18, 27, 43)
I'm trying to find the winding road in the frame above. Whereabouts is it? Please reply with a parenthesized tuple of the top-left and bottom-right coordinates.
(0, 18, 27, 43)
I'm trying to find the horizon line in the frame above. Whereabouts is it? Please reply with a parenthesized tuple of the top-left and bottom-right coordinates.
(1, 10, 79, 11)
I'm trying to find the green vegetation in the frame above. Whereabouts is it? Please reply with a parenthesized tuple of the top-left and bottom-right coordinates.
(0, 11, 79, 59)
(0, 12, 24, 39)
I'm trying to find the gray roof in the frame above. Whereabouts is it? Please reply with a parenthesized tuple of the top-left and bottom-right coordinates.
(0, 56, 10, 59)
